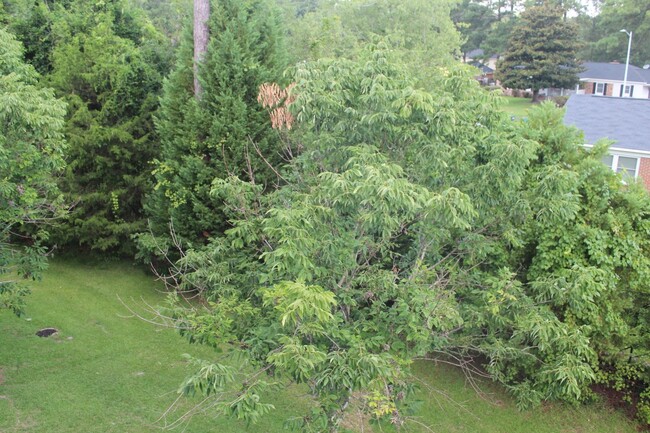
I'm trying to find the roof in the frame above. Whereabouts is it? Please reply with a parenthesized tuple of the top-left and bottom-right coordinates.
(466, 48, 484, 58)
(564, 94, 650, 153)
(469, 61, 494, 74)
(579, 62, 650, 84)
(638, 66, 650, 83)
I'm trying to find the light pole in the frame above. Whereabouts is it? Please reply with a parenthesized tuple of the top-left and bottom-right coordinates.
(620, 29, 633, 97)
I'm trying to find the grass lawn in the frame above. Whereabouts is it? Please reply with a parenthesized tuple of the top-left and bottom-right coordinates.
(0, 258, 640, 432)
(500, 96, 534, 118)
(0, 258, 307, 433)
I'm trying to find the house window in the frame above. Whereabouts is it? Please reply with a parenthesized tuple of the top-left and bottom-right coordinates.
(595, 82, 605, 95)
(620, 85, 635, 97)
(602, 154, 639, 178)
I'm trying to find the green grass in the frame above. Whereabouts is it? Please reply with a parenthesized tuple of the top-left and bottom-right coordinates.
(0, 258, 640, 432)
(0, 258, 306, 433)
(500, 96, 534, 118)
(407, 362, 638, 433)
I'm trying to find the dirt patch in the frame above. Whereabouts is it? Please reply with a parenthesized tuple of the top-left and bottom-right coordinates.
(590, 384, 649, 431)
(35, 328, 58, 337)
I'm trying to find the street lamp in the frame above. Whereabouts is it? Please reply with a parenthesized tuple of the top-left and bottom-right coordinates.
(620, 29, 633, 97)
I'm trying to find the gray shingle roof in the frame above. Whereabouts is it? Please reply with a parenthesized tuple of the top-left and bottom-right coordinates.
(470, 61, 494, 74)
(564, 94, 650, 152)
(638, 68, 650, 84)
(579, 62, 650, 83)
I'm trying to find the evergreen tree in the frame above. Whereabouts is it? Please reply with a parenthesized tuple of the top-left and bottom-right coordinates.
(0, 29, 67, 315)
(141, 0, 288, 256)
(39, 0, 170, 255)
(496, 2, 582, 102)
(9, 1, 55, 74)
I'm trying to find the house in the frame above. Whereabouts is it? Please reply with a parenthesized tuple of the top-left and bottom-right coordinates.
(463, 49, 499, 86)
(463, 48, 499, 70)
(577, 62, 650, 99)
(564, 94, 650, 189)
(469, 61, 495, 85)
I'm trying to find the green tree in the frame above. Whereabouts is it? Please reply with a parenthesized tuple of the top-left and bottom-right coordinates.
(453, 0, 497, 59)
(496, 1, 582, 102)
(140, 0, 288, 256)
(7, 0, 55, 74)
(153, 47, 523, 428)
(582, 0, 650, 65)
(157, 44, 650, 429)
(480, 15, 518, 57)
(0, 29, 67, 315)
(131, 0, 193, 42)
(280, 0, 462, 87)
(40, 0, 169, 255)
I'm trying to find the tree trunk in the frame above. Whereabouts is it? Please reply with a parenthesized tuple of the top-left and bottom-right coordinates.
(532, 88, 540, 103)
(194, 0, 210, 98)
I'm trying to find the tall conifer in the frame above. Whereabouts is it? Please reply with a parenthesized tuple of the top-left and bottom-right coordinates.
(496, 2, 582, 102)
(41, 0, 169, 255)
(142, 0, 287, 253)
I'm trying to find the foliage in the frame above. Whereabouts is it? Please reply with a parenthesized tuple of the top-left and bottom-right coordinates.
(496, 2, 582, 102)
(7, 0, 55, 74)
(0, 29, 67, 315)
(131, 0, 193, 42)
(158, 43, 650, 430)
(479, 14, 518, 57)
(140, 0, 288, 254)
(23, 0, 171, 255)
(279, 0, 462, 87)
(452, 0, 497, 57)
(580, 0, 650, 65)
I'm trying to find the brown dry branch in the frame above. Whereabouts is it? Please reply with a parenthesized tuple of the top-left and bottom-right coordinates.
(258, 82, 296, 130)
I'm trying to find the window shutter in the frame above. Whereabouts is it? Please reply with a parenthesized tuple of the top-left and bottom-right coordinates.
(604, 83, 608, 95)
(631, 85, 634, 97)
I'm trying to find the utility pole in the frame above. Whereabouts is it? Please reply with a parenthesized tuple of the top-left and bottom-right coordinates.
(620, 29, 632, 98)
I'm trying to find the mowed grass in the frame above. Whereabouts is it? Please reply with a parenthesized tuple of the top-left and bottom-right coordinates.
(406, 361, 638, 433)
(0, 258, 307, 433)
(0, 258, 640, 433)
(500, 96, 534, 118)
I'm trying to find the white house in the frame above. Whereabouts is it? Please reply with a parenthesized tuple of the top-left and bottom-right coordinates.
(577, 62, 650, 99)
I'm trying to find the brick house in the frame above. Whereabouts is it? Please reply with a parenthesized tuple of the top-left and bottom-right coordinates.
(564, 94, 650, 189)
(578, 62, 650, 99)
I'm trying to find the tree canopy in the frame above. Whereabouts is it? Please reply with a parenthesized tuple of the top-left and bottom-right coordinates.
(21, 0, 171, 255)
(0, 29, 67, 315)
(496, 2, 582, 101)
(582, 0, 650, 66)
(153, 44, 650, 429)
(279, 0, 462, 87)
(138, 0, 289, 259)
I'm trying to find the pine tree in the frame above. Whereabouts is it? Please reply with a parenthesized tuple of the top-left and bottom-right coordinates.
(41, 0, 169, 255)
(496, 2, 582, 102)
(141, 0, 288, 255)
